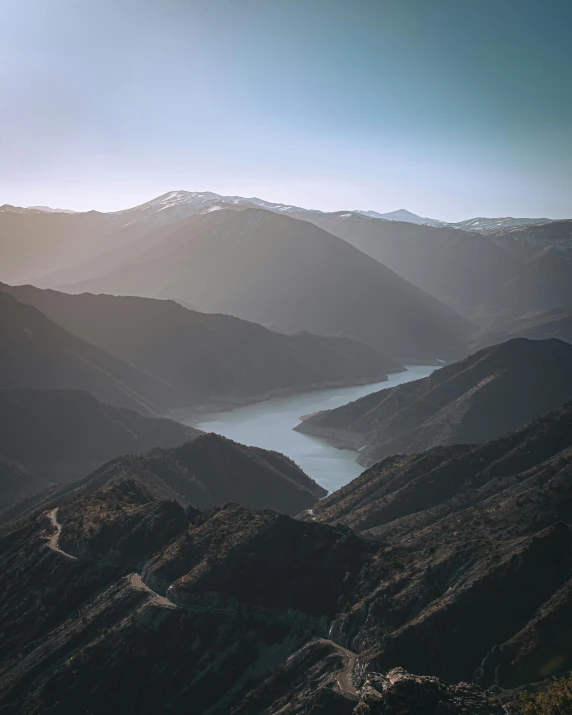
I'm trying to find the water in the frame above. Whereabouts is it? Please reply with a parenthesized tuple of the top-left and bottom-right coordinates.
(185, 365, 438, 493)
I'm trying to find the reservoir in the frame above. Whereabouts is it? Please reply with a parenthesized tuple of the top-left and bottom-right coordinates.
(187, 364, 438, 492)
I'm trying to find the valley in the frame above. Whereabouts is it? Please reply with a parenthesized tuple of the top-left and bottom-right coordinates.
(187, 364, 439, 492)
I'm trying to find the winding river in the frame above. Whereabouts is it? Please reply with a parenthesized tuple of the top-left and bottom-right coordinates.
(185, 364, 438, 492)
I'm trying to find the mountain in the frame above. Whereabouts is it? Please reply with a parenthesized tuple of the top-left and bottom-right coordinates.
(295, 210, 572, 316)
(2, 284, 402, 406)
(0, 458, 51, 512)
(27, 205, 78, 214)
(292, 209, 518, 312)
(2, 405, 571, 712)
(0, 204, 122, 284)
(296, 338, 572, 466)
(2, 430, 325, 523)
(357, 208, 444, 226)
(0, 388, 200, 484)
(0, 291, 173, 413)
(58, 207, 473, 361)
(486, 250, 572, 313)
(470, 307, 572, 351)
(300, 402, 572, 690)
(449, 216, 550, 233)
(487, 218, 572, 256)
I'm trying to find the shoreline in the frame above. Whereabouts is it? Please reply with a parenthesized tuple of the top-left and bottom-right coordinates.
(168, 370, 401, 422)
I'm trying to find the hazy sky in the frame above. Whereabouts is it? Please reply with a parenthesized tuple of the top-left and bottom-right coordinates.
(1, 0, 571, 220)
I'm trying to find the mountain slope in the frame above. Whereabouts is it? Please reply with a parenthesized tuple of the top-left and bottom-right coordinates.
(470, 307, 572, 351)
(489, 251, 572, 312)
(303, 402, 572, 687)
(1, 406, 572, 711)
(450, 216, 550, 232)
(0, 291, 173, 413)
(2, 284, 402, 405)
(60, 207, 473, 361)
(296, 338, 572, 466)
(0, 205, 122, 284)
(0, 388, 200, 484)
(0, 458, 51, 512)
(358, 208, 444, 226)
(293, 210, 518, 311)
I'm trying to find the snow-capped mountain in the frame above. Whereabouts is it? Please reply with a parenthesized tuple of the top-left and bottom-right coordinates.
(110, 190, 311, 228)
(449, 216, 550, 233)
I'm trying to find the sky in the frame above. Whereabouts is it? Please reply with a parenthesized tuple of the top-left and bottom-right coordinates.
(1, 0, 571, 221)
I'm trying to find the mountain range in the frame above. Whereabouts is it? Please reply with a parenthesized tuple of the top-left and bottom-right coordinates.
(51, 207, 473, 361)
(1, 283, 402, 406)
(1, 401, 571, 712)
(2, 186, 572, 714)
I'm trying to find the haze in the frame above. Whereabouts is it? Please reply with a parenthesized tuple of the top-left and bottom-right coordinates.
(1, 0, 571, 220)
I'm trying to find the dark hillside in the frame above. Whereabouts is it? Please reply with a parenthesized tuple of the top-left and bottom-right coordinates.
(296, 338, 572, 466)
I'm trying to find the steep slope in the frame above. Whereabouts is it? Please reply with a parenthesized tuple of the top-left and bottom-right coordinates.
(0, 458, 51, 512)
(1, 431, 326, 522)
(356, 208, 444, 226)
(303, 403, 572, 687)
(0, 205, 122, 283)
(60, 207, 472, 361)
(450, 216, 550, 233)
(2, 284, 402, 404)
(2, 407, 571, 712)
(0, 388, 199, 483)
(489, 251, 572, 312)
(0, 291, 173, 413)
(470, 307, 572, 351)
(296, 338, 572, 466)
(0, 490, 364, 714)
(293, 210, 518, 311)
(488, 219, 572, 255)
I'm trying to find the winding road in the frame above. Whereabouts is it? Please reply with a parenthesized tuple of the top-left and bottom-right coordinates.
(43, 509, 359, 696)
(320, 639, 358, 696)
(130, 573, 177, 609)
(45, 508, 77, 560)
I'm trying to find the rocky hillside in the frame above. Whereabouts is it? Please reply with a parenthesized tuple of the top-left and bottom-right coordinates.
(0, 291, 174, 414)
(296, 338, 572, 466)
(2, 283, 402, 405)
(0, 479, 359, 713)
(0, 388, 199, 484)
(1, 432, 326, 523)
(302, 402, 572, 689)
(2, 405, 571, 712)
(58, 207, 473, 361)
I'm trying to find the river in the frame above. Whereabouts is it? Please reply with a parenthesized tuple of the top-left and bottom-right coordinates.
(185, 364, 439, 493)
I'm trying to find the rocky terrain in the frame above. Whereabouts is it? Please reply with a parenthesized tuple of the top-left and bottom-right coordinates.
(0, 432, 326, 524)
(0, 387, 200, 484)
(300, 402, 572, 690)
(296, 338, 572, 466)
(0, 480, 361, 713)
(1, 403, 572, 712)
(2, 283, 402, 405)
